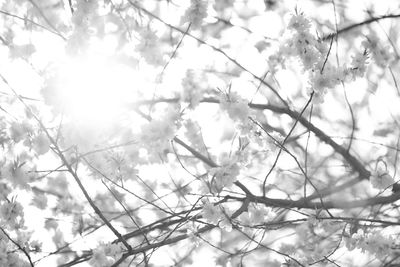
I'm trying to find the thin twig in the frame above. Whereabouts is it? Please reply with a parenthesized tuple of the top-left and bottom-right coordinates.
(323, 13, 400, 41)
(0, 226, 34, 267)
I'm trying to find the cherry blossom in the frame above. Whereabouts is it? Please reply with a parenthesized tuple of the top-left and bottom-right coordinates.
(0, 1, 399, 266)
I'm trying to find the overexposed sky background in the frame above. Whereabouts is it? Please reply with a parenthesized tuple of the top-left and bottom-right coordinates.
(0, 0, 399, 266)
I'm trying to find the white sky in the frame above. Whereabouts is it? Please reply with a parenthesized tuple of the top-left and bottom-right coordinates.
(0, 0, 399, 266)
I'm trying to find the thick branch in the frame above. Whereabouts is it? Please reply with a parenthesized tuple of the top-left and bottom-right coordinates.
(135, 97, 371, 180)
(250, 102, 371, 179)
(228, 192, 400, 210)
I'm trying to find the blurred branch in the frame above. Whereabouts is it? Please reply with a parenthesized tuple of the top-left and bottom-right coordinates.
(228, 191, 400, 210)
(0, 9, 66, 40)
(323, 13, 400, 41)
(0, 226, 34, 267)
(27, 0, 66, 39)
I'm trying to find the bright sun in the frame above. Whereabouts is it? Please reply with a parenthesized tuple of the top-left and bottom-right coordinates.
(54, 55, 140, 125)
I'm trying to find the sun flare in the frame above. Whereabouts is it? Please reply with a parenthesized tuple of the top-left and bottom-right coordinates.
(52, 55, 140, 124)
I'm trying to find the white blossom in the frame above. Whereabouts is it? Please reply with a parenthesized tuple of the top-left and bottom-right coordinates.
(181, 69, 204, 107)
(136, 27, 165, 66)
(182, 0, 208, 29)
(345, 229, 394, 260)
(249, 204, 274, 224)
(362, 33, 394, 67)
(370, 165, 394, 190)
(202, 200, 222, 224)
(219, 92, 250, 122)
(201, 200, 232, 231)
(31, 193, 48, 210)
(0, 201, 24, 228)
(287, 13, 312, 32)
(32, 132, 51, 155)
(209, 163, 239, 193)
(349, 50, 369, 79)
(9, 121, 30, 143)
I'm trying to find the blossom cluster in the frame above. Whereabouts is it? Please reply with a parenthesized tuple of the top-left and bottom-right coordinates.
(345, 229, 395, 260)
(250, 127, 283, 153)
(271, 13, 372, 102)
(239, 203, 275, 225)
(89, 242, 125, 267)
(67, 0, 99, 54)
(349, 50, 369, 79)
(9, 120, 51, 157)
(0, 200, 24, 230)
(362, 33, 395, 67)
(184, 119, 206, 153)
(139, 107, 181, 162)
(201, 200, 232, 231)
(181, 69, 205, 108)
(1, 120, 51, 192)
(136, 27, 165, 66)
(208, 160, 240, 193)
(181, 0, 208, 29)
(0, 199, 38, 266)
(280, 216, 344, 264)
(219, 91, 250, 123)
(370, 164, 395, 190)
(0, 236, 30, 267)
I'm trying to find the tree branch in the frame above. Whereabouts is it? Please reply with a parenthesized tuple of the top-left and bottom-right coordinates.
(323, 13, 400, 41)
